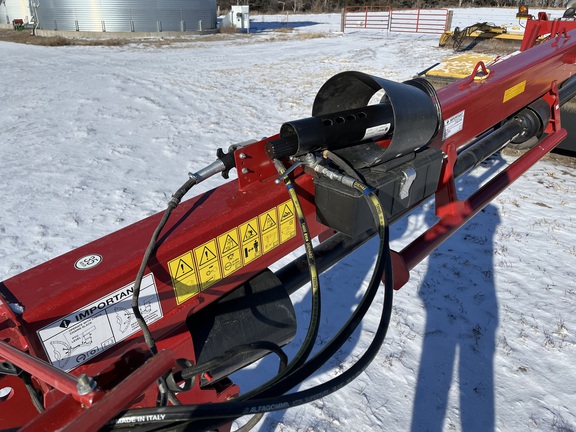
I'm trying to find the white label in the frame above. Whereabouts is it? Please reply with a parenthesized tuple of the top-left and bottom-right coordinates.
(443, 110, 465, 140)
(74, 254, 103, 270)
(37, 274, 163, 372)
(362, 123, 391, 140)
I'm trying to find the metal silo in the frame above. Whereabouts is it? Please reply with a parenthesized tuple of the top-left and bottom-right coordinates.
(2, 0, 32, 24)
(35, 0, 216, 32)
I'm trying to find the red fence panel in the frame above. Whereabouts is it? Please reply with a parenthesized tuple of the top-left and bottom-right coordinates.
(343, 7, 452, 35)
(343, 6, 391, 31)
(390, 9, 452, 34)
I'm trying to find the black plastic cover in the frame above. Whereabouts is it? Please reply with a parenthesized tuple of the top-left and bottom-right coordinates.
(312, 72, 440, 163)
(315, 148, 444, 237)
(187, 269, 296, 386)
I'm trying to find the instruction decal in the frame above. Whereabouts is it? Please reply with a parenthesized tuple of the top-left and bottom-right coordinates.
(167, 200, 296, 304)
(443, 110, 465, 140)
(37, 274, 163, 372)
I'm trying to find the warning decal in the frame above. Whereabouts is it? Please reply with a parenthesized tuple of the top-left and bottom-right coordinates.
(278, 201, 297, 243)
(194, 239, 222, 290)
(169, 252, 200, 304)
(240, 218, 262, 265)
(218, 228, 242, 278)
(167, 200, 296, 305)
(37, 274, 162, 372)
(260, 209, 279, 254)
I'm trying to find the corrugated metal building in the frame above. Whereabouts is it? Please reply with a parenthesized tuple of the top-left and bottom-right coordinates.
(2, 0, 32, 24)
(35, 0, 216, 32)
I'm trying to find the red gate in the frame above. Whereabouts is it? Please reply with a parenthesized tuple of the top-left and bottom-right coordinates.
(343, 7, 452, 34)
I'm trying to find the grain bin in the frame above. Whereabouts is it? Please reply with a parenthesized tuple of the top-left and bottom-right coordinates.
(35, 0, 216, 33)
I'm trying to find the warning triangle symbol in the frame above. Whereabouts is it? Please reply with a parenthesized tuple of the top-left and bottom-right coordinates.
(176, 259, 194, 278)
(262, 214, 277, 231)
(222, 234, 239, 253)
(60, 319, 72, 329)
(198, 246, 217, 266)
(280, 204, 294, 221)
(243, 223, 258, 242)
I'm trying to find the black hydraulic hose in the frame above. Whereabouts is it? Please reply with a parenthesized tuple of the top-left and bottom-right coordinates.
(108, 170, 393, 431)
(107, 232, 392, 431)
(132, 176, 197, 356)
(186, 163, 385, 432)
(218, 159, 323, 404)
(232, 177, 389, 402)
(131, 176, 197, 407)
(171, 160, 325, 432)
(130, 157, 229, 407)
(22, 371, 44, 413)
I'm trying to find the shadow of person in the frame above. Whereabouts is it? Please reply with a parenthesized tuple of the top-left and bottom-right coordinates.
(411, 203, 501, 432)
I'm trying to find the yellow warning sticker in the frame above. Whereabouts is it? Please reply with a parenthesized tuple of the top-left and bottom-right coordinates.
(503, 80, 526, 103)
(168, 200, 297, 304)
(259, 209, 280, 254)
(278, 200, 297, 243)
(218, 228, 242, 277)
(193, 239, 222, 290)
(168, 252, 200, 305)
(239, 218, 262, 265)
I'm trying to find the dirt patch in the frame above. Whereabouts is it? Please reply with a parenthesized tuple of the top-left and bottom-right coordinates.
(0, 28, 238, 46)
(0, 28, 129, 46)
(0, 27, 327, 47)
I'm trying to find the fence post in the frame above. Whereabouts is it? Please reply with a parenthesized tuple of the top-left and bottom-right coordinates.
(445, 9, 453, 32)
(341, 8, 345, 33)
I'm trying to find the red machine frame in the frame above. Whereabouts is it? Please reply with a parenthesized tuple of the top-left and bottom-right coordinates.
(1, 12, 576, 431)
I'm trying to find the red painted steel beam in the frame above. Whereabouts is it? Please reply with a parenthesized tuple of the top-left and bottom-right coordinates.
(397, 128, 567, 281)
(435, 27, 576, 153)
(60, 349, 176, 432)
(0, 340, 103, 406)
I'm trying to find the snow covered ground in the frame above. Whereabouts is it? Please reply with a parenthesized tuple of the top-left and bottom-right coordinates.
(1, 7, 575, 432)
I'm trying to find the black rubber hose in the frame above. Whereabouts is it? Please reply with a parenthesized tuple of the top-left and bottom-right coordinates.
(107, 177, 393, 430)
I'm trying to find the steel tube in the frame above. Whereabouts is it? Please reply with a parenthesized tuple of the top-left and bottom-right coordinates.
(453, 120, 523, 178)
(0, 340, 103, 406)
(61, 349, 176, 432)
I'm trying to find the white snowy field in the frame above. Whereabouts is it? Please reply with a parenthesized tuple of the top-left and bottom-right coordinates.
(1, 7, 575, 432)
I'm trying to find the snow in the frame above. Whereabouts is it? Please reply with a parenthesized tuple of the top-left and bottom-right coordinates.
(1, 6, 575, 432)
